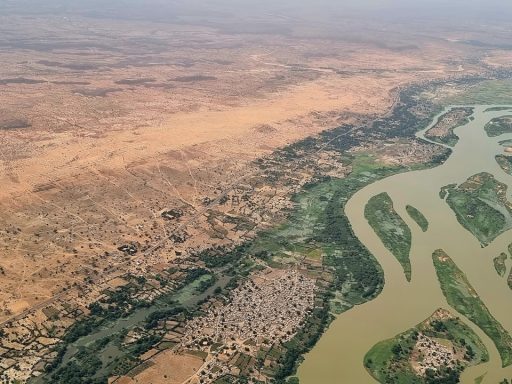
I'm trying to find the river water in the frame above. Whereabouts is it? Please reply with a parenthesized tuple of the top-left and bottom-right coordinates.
(298, 106, 512, 383)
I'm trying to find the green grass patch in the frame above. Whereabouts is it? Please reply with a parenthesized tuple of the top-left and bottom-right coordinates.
(406, 205, 429, 232)
(496, 155, 512, 175)
(494, 252, 508, 277)
(365, 192, 412, 281)
(214, 376, 236, 384)
(445, 172, 512, 246)
(432, 249, 512, 367)
(304, 248, 323, 261)
(485, 116, 512, 137)
(443, 80, 512, 105)
(174, 274, 213, 304)
(365, 308, 488, 384)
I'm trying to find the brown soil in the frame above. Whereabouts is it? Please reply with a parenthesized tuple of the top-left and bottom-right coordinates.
(122, 351, 203, 384)
(0, 6, 507, 323)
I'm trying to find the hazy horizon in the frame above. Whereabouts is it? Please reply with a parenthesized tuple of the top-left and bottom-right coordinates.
(2, 0, 512, 22)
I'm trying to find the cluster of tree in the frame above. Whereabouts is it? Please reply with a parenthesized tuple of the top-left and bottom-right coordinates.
(424, 366, 461, 384)
(196, 275, 217, 293)
(89, 284, 151, 320)
(320, 124, 363, 154)
(144, 306, 185, 330)
(318, 189, 384, 301)
(45, 345, 66, 373)
(196, 242, 252, 268)
(431, 320, 448, 333)
(273, 290, 332, 382)
(154, 273, 168, 287)
(49, 333, 160, 383)
(464, 344, 475, 361)
(130, 335, 161, 356)
(50, 347, 103, 384)
(181, 268, 209, 286)
(62, 316, 104, 344)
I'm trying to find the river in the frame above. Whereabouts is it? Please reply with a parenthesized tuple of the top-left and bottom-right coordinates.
(298, 106, 512, 383)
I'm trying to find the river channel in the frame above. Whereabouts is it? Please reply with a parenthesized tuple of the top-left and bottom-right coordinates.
(298, 106, 512, 383)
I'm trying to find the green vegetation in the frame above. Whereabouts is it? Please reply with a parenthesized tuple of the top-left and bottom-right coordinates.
(144, 307, 184, 330)
(195, 243, 252, 268)
(365, 192, 412, 281)
(485, 107, 512, 112)
(406, 205, 429, 232)
(444, 172, 512, 246)
(364, 308, 488, 384)
(494, 252, 508, 277)
(496, 155, 512, 175)
(485, 116, 512, 137)
(507, 242, 512, 291)
(439, 184, 456, 200)
(424, 107, 473, 147)
(252, 154, 398, 310)
(51, 347, 103, 384)
(432, 249, 512, 367)
(443, 80, 512, 105)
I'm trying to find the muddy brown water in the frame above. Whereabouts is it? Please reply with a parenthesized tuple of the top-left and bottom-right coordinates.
(298, 106, 512, 383)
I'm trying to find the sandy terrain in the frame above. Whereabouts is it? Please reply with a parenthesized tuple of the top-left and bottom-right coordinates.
(117, 351, 203, 384)
(0, 7, 510, 323)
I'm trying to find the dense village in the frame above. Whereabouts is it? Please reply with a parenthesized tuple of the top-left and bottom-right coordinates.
(181, 270, 317, 383)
